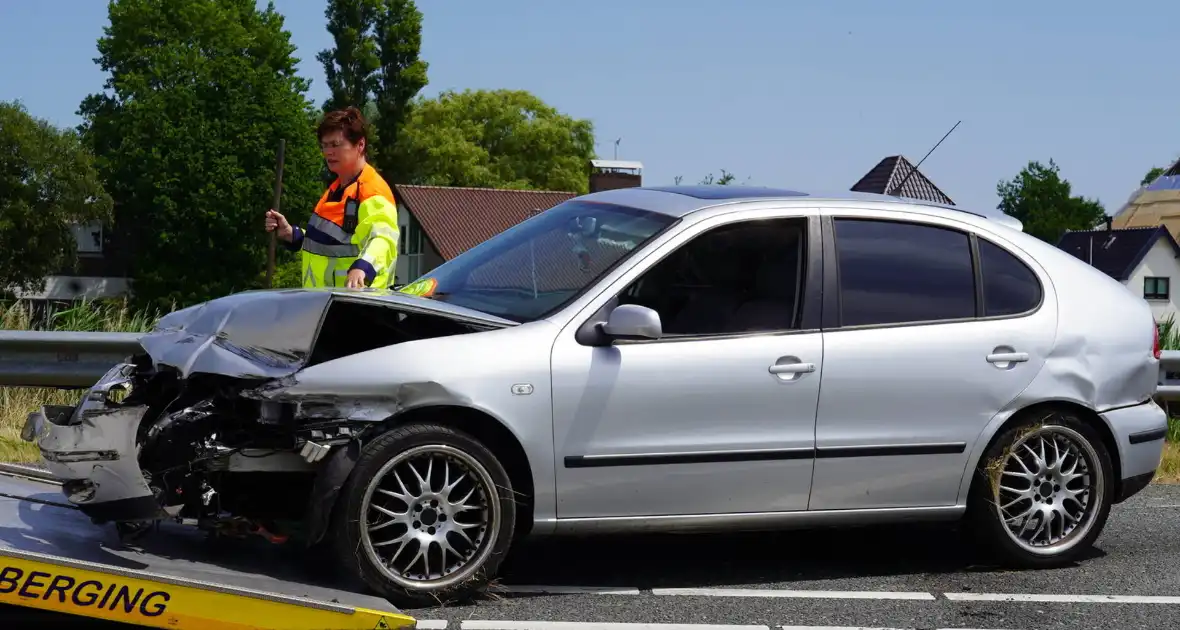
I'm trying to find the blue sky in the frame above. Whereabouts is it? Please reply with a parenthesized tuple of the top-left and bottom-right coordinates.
(1, 1, 1175, 213)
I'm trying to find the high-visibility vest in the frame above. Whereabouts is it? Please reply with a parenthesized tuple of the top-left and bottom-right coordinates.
(284, 163, 400, 289)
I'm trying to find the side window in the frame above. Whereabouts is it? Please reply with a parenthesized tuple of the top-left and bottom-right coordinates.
(978, 238, 1042, 316)
(834, 218, 975, 327)
(618, 218, 806, 336)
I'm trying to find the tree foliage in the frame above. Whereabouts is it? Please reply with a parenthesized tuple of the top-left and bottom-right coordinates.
(1142, 166, 1166, 187)
(78, 0, 324, 308)
(0, 101, 113, 292)
(373, 0, 428, 179)
(996, 159, 1106, 244)
(317, 0, 382, 112)
(390, 89, 596, 193)
(673, 170, 740, 185)
(317, 0, 427, 176)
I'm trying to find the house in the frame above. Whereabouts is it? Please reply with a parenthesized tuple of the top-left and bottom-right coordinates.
(1110, 157, 1180, 244)
(392, 159, 642, 281)
(1056, 224, 1180, 322)
(850, 155, 956, 206)
(10, 219, 133, 302)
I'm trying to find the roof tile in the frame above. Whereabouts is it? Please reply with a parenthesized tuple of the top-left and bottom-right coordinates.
(1056, 225, 1170, 281)
(394, 184, 577, 260)
(850, 155, 955, 206)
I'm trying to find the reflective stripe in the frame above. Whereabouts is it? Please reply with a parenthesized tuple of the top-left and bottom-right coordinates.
(302, 240, 360, 257)
(369, 224, 399, 241)
(308, 214, 352, 242)
(303, 263, 318, 287)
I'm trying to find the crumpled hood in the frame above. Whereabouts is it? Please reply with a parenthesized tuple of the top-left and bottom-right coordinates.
(138, 288, 515, 380)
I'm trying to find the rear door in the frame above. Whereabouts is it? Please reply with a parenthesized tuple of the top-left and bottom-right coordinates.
(808, 209, 1055, 511)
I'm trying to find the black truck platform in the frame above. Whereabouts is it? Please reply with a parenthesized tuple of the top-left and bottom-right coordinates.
(0, 465, 417, 629)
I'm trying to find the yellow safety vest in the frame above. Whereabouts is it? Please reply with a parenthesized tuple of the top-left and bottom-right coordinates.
(285, 164, 399, 289)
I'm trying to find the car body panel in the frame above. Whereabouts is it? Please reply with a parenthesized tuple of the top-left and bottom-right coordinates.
(549, 208, 824, 519)
(807, 206, 1059, 511)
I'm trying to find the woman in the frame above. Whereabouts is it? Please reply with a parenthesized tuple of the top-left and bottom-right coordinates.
(265, 107, 399, 289)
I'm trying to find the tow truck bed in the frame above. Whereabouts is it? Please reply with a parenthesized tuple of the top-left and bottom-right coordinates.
(0, 466, 417, 629)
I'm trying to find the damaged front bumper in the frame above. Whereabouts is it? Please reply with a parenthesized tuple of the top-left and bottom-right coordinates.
(21, 362, 165, 523)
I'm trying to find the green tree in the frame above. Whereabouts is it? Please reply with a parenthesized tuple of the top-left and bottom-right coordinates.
(0, 101, 113, 292)
(373, 0, 428, 179)
(317, 0, 382, 112)
(390, 89, 596, 193)
(78, 0, 324, 309)
(1142, 166, 1166, 186)
(996, 159, 1106, 244)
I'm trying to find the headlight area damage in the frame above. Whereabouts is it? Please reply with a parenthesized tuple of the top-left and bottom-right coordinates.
(24, 289, 514, 546)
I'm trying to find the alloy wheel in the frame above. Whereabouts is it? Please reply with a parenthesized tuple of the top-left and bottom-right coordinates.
(993, 424, 1104, 556)
(359, 444, 499, 590)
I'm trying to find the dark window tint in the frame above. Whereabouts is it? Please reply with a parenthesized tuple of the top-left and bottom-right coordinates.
(978, 238, 1041, 316)
(619, 218, 806, 335)
(834, 219, 975, 326)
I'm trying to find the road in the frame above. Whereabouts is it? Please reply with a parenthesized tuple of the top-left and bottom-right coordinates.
(4, 482, 1180, 629)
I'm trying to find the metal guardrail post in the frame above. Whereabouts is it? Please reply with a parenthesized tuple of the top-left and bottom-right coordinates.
(0, 330, 144, 389)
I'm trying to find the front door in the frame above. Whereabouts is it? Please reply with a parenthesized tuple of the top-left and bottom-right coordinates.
(808, 212, 1055, 511)
(550, 212, 825, 519)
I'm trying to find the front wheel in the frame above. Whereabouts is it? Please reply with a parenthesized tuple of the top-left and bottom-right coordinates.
(965, 408, 1114, 569)
(330, 422, 516, 607)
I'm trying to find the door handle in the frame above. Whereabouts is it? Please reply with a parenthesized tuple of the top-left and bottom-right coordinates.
(987, 352, 1029, 364)
(768, 362, 816, 375)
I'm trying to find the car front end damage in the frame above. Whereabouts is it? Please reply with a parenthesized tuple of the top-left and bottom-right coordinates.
(21, 288, 515, 543)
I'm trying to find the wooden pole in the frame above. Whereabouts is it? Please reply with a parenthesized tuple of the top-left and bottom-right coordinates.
(266, 138, 286, 288)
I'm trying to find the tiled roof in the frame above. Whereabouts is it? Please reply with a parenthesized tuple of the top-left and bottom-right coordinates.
(1056, 225, 1180, 281)
(394, 184, 577, 260)
(850, 155, 955, 206)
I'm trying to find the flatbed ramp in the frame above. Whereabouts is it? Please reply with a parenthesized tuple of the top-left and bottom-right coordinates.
(0, 466, 417, 629)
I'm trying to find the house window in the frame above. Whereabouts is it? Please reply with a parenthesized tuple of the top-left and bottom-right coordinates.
(1145, 277, 1170, 300)
(403, 215, 425, 281)
(69, 220, 103, 255)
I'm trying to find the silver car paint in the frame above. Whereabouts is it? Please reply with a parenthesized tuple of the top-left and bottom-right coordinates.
(31, 187, 1168, 539)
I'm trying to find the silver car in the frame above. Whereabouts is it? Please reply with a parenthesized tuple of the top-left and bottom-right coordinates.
(23, 185, 1169, 607)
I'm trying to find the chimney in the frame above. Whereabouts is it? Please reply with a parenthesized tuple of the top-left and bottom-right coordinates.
(589, 159, 643, 193)
(1104, 215, 1113, 231)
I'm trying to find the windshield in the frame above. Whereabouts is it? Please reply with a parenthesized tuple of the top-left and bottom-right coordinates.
(398, 200, 677, 322)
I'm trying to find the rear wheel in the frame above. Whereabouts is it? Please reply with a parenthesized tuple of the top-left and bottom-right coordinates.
(330, 422, 516, 607)
(966, 408, 1114, 568)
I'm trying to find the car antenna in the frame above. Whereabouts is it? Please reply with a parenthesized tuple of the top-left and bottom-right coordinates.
(887, 120, 961, 197)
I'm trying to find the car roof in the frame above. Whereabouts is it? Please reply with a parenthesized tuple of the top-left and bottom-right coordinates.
(578, 185, 1024, 232)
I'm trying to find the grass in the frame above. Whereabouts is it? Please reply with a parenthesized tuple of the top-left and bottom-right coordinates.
(1, 298, 1179, 485)
(0, 298, 164, 463)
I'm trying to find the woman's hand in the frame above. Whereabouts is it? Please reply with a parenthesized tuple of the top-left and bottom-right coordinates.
(265, 209, 293, 242)
(346, 268, 367, 289)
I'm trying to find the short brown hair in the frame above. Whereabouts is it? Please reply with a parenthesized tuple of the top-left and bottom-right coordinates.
(318, 106, 368, 148)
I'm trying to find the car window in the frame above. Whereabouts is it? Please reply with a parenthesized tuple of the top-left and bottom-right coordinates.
(834, 218, 975, 327)
(978, 238, 1041, 316)
(399, 200, 676, 322)
(617, 217, 806, 336)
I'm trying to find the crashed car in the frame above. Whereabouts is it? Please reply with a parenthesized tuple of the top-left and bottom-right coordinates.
(24, 185, 1169, 607)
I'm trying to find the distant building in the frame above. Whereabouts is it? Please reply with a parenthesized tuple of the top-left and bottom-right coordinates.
(850, 155, 955, 206)
(1056, 224, 1180, 322)
(1111, 157, 1180, 244)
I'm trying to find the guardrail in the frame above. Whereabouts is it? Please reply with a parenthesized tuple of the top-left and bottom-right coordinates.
(0, 330, 143, 388)
(1, 330, 1180, 398)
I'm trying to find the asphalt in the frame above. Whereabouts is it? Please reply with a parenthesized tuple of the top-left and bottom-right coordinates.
(4, 475, 1180, 629)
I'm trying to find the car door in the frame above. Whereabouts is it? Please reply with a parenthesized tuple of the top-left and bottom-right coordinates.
(549, 209, 825, 520)
(808, 210, 1055, 511)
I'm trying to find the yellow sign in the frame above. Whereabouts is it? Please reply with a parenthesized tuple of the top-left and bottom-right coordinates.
(0, 547, 417, 630)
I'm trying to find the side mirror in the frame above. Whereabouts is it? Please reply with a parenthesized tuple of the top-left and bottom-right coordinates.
(601, 304, 662, 340)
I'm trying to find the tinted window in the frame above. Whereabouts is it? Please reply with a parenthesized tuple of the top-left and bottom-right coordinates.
(834, 219, 975, 326)
(618, 218, 806, 335)
(978, 238, 1041, 316)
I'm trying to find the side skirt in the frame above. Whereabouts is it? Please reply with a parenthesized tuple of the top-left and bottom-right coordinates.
(536, 505, 965, 536)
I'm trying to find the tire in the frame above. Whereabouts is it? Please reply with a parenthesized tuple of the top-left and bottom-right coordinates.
(329, 422, 517, 607)
(965, 407, 1114, 569)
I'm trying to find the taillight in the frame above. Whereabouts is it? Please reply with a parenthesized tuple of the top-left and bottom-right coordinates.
(1154, 323, 1161, 360)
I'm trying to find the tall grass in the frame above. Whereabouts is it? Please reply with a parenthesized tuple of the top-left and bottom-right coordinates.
(0, 299, 166, 463)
